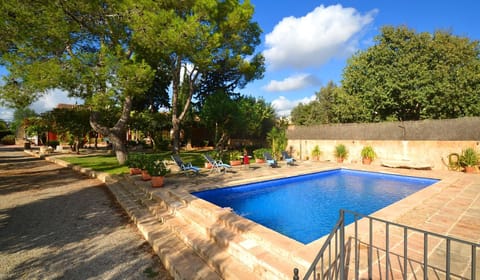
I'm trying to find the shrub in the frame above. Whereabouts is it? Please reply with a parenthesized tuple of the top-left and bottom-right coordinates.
(228, 150, 242, 161)
(311, 145, 321, 160)
(47, 140, 60, 149)
(459, 148, 479, 167)
(146, 157, 170, 176)
(253, 148, 271, 159)
(334, 144, 348, 160)
(1, 135, 15, 145)
(361, 145, 376, 160)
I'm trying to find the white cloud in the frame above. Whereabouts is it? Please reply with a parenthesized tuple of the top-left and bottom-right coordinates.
(0, 89, 82, 122)
(264, 4, 377, 70)
(272, 95, 316, 117)
(0, 107, 14, 122)
(264, 73, 321, 92)
(30, 89, 82, 114)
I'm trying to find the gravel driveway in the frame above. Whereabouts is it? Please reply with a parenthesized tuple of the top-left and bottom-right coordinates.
(0, 145, 171, 280)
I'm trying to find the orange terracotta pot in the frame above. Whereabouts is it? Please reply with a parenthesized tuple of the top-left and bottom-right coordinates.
(255, 159, 265, 163)
(464, 166, 476, 173)
(362, 158, 372, 165)
(130, 168, 142, 175)
(141, 170, 151, 181)
(151, 176, 164, 188)
(229, 160, 242, 166)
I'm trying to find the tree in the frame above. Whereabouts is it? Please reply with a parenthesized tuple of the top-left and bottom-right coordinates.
(290, 81, 366, 125)
(48, 107, 92, 153)
(10, 108, 37, 135)
(200, 90, 241, 150)
(236, 96, 275, 140)
(342, 25, 480, 121)
(0, 1, 154, 164)
(126, 0, 265, 153)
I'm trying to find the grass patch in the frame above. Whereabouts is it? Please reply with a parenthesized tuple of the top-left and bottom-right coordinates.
(58, 151, 208, 175)
(59, 155, 129, 175)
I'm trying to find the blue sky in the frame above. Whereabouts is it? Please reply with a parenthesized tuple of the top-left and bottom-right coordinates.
(246, 0, 480, 116)
(1, 0, 479, 121)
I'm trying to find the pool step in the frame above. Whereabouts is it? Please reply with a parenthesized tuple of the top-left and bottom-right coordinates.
(179, 199, 303, 280)
(118, 176, 260, 279)
(110, 178, 224, 279)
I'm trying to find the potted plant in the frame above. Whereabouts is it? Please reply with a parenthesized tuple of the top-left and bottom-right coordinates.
(253, 148, 269, 163)
(146, 157, 170, 187)
(311, 145, 321, 161)
(137, 154, 152, 181)
(125, 153, 142, 175)
(361, 145, 376, 165)
(334, 144, 348, 163)
(228, 150, 242, 166)
(459, 147, 478, 173)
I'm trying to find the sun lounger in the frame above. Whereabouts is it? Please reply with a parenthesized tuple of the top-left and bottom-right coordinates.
(171, 154, 201, 176)
(381, 160, 432, 170)
(263, 152, 278, 168)
(203, 154, 231, 174)
(281, 151, 296, 166)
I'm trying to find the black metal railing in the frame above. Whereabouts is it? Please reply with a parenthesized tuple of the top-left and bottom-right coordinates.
(295, 209, 480, 280)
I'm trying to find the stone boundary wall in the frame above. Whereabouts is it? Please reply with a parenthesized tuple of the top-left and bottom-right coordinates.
(286, 117, 480, 140)
(286, 118, 480, 171)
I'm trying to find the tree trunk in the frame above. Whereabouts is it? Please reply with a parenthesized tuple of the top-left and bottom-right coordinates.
(109, 132, 127, 164)
(170, 58, 198, 154)
(89, 95, 132, 165)
(171, 118, 180, 154)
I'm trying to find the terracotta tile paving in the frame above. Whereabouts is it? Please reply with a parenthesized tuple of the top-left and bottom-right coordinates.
(133, 160, 480, 279)
(66, 153, 480, 279)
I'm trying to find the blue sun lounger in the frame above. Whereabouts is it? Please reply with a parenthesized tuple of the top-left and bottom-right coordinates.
(281, 151, 296, 166)
(203, 154, 231, 174)
(263, 152, 278, 168)
(171, 154, 200, 176)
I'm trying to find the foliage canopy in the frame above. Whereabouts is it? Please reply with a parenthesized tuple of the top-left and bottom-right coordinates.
(291, 26, 480, 125)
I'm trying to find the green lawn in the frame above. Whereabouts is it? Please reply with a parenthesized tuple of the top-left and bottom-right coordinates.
(58, 151, 207, 175)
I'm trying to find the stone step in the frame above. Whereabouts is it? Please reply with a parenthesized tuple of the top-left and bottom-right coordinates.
(107, 178, 223, 280)
(164, 215, 260, 280)
(117, 176, 263, 279)
(185, 197, 303, 263)
(175, 205, 294, 280)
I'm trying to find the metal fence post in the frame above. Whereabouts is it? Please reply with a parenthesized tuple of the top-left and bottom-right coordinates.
(339, 210, 345, 280)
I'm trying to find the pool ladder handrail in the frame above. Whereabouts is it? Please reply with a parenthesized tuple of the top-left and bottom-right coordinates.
(295, 209, 480, 280)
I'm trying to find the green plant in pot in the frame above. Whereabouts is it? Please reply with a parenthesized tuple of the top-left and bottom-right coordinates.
(459, 147, 478, 173)
(146, 158, 170, 187)
(311, 145, 321, 161)
(361, 145, 376, 164)
(228, 150, 242, 166)
(125, 153, 142, 175)
(253, 148, 269, 163)
(334, 144, 348, 163)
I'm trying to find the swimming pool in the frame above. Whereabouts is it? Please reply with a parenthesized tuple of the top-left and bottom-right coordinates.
(192, 169, 438, 244)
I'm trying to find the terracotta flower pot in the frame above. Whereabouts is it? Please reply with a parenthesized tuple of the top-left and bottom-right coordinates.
(337, 158, 344, 163)
(205, 163, 213, 169)
(362, 157, 372, 165)
(141, 170, 151, 181)
(130, 167, 142, 175)
(255, 159, 265, 163)
(464, 166, 476, 173)
(229, 160, 242, 166)
(151, 176, 164, 187)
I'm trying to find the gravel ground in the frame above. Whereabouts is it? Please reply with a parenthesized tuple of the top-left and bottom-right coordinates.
(0, 145, 172, 280)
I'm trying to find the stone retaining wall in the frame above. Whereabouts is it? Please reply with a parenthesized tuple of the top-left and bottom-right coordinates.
(286, 118, 480, 170)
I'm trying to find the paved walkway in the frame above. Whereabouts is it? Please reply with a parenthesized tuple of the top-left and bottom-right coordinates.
(0, 145, 171, 280)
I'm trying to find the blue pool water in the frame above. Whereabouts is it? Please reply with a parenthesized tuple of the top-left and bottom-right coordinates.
(192, 169, 438, 244)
